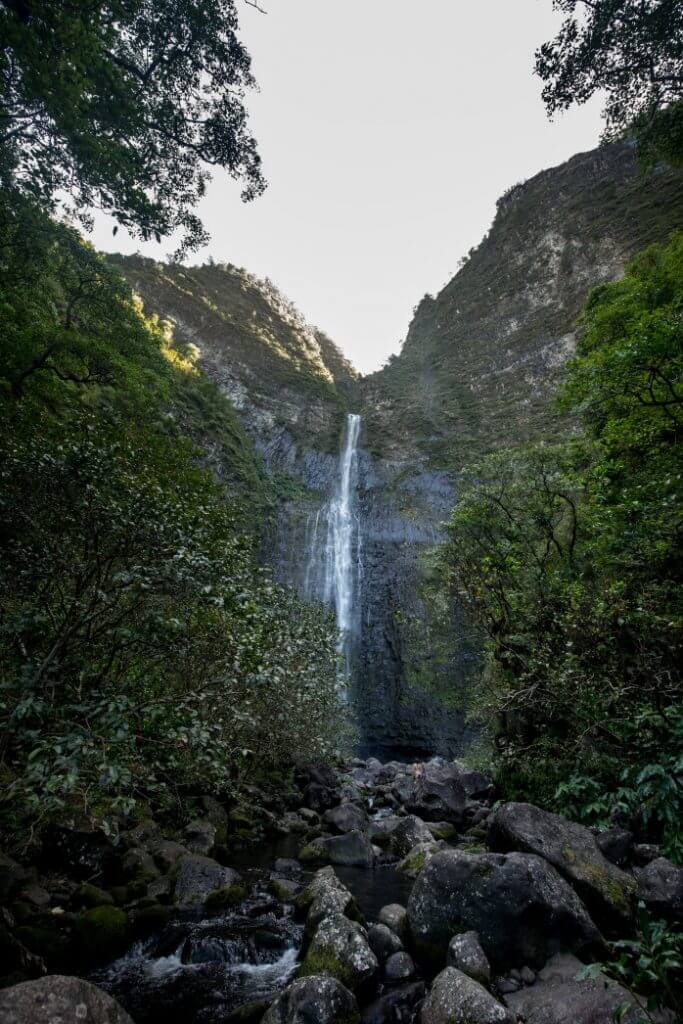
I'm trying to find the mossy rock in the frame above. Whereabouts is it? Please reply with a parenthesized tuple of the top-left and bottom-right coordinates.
(297, 841, 327, 865)
(299, 948, 349, 985)
(73, 883, 115, 909)
(109, 885, 131, 905)
(76, 905, 129, 961)
(428, 822, 457, 841)
(204, 884, 248, 915)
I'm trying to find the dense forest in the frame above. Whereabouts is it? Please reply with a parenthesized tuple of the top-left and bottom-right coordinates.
(0, 3, 682, 1024)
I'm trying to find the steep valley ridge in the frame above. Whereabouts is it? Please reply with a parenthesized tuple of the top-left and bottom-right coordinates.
(116, 139, 683, 760)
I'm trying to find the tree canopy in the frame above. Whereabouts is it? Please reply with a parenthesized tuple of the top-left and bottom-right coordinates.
(535, 1, 683, 164)
(0, 0, 265, 253)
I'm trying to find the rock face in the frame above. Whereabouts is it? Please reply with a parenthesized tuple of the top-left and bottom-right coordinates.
(420, 967, 514, 1024)
(503, 953, 646, 1024)
(0, 975, 134, 1024)
(262, 974, 360, 1024)
(407, 849, 602, 971)
(489, 802, 636, 932)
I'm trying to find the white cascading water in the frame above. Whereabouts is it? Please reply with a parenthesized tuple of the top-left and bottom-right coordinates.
(303, 413, 362, 691)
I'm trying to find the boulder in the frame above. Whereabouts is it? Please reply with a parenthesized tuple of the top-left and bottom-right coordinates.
(407, 762, 467, 824)
(262, 974, 359, 1024)
(407, 849, 602, 971)
(427, 821, 457, 841)
(420, 967, 514, 1024)
(378, 903, 408, 940)
(0, 975, 134, 1024)
(637, 857, 683, 922)
(361, 982, 425, 1024)
(489, 802, 636, 932)
(42, 821, 116, 881)
(456, 767, 494, 800)
(297, 867, 362, 936)
(323, 803, 368, 834)
(388, 815, 434, 858)
(367, 922, 403, 961)
(447, 931, 491, 988)
(368, 816, 402, 846)
(121, 847, 159, 881)
(0, 854, 31, 902)
(384, 951, 415, 983)
(301, 913, 378, 994)
(149, 839, 189, 873)
(302, 783, 337, 813)
(76, 906, 129, 962)
(173, 854, 241, 906)
(503, 953, 647, 1023)
(299, 830, 374, 867)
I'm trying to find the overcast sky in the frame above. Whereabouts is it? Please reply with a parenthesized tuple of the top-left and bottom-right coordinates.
(87, 0, 604, 374)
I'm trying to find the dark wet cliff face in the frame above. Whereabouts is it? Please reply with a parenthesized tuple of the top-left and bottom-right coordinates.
(114, 141, 683, 759)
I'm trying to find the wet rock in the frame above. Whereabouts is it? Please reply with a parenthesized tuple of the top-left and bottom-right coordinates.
(594, 828, 633, 867)
(407, 762, 467, 824)
(388, 815, 434, 858)
(0, 975, 134, 1024)
(301, 913, 378, 994)
(299, 829, 374, 867)
(367, 922, 403, 960)
(384, 951, 415, 983)
(420, 967, 514, 1024)
(378, 903, 408, 941)
(183, 818, 217, 856)
(407, 849, 602, 972)
(489, 802, 636, 932)
(503, 952, 647, 1023)
(262, 974, 359, 1024)
(173, 854, 241, 906)
(324, 803, 369, 834)
(361, 981, 426, 1024)
(447, 931, 491, 988)
(636, 857, 683, 922)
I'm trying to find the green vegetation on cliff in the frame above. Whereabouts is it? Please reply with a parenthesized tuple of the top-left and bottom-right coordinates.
(0, 200, 348, 836)
(441, 234, 683, 859)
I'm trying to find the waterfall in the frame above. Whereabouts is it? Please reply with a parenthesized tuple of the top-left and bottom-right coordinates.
(303, 413, 362, 690)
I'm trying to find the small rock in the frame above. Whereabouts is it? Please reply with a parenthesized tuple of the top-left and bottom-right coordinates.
(637, 856, 683, 922)
(420, 967, 514, 1024)
(378, 903, 407, 940)
(367, 922, 403, 960)
(447, 931, 491, 988)
(384, 951, 415, 983)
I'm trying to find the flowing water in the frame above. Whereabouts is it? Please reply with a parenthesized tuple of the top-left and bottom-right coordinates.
(303, 413, 362, 690)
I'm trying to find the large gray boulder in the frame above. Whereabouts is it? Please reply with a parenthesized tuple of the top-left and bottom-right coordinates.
(262, 974, 359, 1024)
(447, 931, 491, 988)
(407, 762, 466, 824)
(387, 815, 434, 858)
(637, 857, 683, 922)
(301, 913, 378, 994)
(297, 866, 362, 936)
(489, 802, 636, 932)
(407, 849, 602, 971)
(323, 803, 369, 834)
(0, 976, 134, 1024)
(173, 854, 240, 906)
(420, 967, 514, 1024)
(299, 830, 374, 867)
(503, 953, 649, 1023)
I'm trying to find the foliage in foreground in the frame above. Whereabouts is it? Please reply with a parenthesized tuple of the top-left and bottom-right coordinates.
(0, 200, 347, 836)
(443, 234, 683, 859)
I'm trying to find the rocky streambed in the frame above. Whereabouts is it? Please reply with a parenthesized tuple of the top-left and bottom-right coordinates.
(1, 757, 681, 1024)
